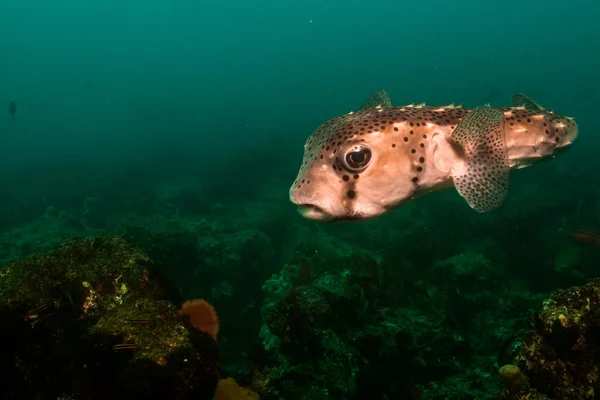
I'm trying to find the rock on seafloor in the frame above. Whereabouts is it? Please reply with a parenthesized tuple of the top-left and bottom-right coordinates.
(0, 236, 221, 400)
(501, 278, 600, 400)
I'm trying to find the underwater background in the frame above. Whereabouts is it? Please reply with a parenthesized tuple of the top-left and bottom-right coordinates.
(1, 0, 600, 399)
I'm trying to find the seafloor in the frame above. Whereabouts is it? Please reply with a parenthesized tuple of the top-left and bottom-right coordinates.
(0, 146, 599, 400)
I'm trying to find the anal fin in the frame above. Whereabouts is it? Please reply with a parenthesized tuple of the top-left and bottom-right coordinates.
(511, 93, 544, 111)
(360, 88, 392, 110)
(451, 106, 509, 212)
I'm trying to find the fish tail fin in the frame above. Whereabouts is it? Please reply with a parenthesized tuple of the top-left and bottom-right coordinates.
(450, 106, 509, 212)
(360, 88, 392, 110)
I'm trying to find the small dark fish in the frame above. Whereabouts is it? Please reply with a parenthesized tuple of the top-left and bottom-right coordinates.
(252, 367, 264, 379)
(112, 343, 140, 350)
(572, 228, 600, 247)
(124, 318, 154, 324)
(24, 300, 52, 321)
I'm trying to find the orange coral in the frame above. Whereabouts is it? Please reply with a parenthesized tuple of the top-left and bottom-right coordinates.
(499, 364, 527, 390)
(214, 377, 259, 400)
(179, 298, 219, 339)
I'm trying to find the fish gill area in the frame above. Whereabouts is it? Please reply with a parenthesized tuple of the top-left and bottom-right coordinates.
(0, 153, 599, 400)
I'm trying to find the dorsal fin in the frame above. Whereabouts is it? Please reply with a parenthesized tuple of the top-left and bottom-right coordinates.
(360, 88, 392, 110)
(511, 93, 544, 111)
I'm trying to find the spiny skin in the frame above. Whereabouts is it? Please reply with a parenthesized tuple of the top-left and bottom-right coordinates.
(289, 99, 578, 221)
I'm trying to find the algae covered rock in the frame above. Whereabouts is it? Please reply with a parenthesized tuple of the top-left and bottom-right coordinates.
(502, 278, 600, 400)
(1, 236, 157, 317)
(0, 236, 220, 400)
(261, 266, 366, 340)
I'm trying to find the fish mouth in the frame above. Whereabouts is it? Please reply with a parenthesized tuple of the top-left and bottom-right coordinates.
(296, 204, 367, 222)
(296, 204, 335, 221)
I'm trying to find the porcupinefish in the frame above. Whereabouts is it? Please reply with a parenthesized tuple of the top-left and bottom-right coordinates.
(290, 89, 578, 221)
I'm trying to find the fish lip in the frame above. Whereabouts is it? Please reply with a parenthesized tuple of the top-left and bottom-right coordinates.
(296, 204, 368, 222)
(296, 204, 335, 221)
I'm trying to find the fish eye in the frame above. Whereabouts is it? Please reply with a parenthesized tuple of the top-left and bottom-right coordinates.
(342, 144, 372, 172)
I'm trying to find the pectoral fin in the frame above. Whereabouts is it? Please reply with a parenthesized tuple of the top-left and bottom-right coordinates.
(450, 106, 509, 212)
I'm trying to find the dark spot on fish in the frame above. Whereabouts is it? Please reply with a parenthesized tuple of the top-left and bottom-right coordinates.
(420, 143, 424, 148)
(353, 174, 359, 179)
(392, 143, 396, 148)
(417, 166, 423, 172)
(347, 189, 356, 199)
(412, 177, 418, 183)
(404, 137, 408, 142)
(342, 175, 350, 182)
(419, 157, 425, 163)
(411, 149, 416, 154)
(393, 127, 398, 131)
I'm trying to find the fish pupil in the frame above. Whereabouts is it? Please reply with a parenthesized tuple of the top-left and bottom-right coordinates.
(345, 148, 371, 169)
(349, 152, 365, 164)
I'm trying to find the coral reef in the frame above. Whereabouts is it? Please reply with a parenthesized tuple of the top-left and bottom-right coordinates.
(0, 152, 599, 399)
(251, 241, 581, 400)
(215, 377, 260, 400)
(180, 298, 220, 339)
